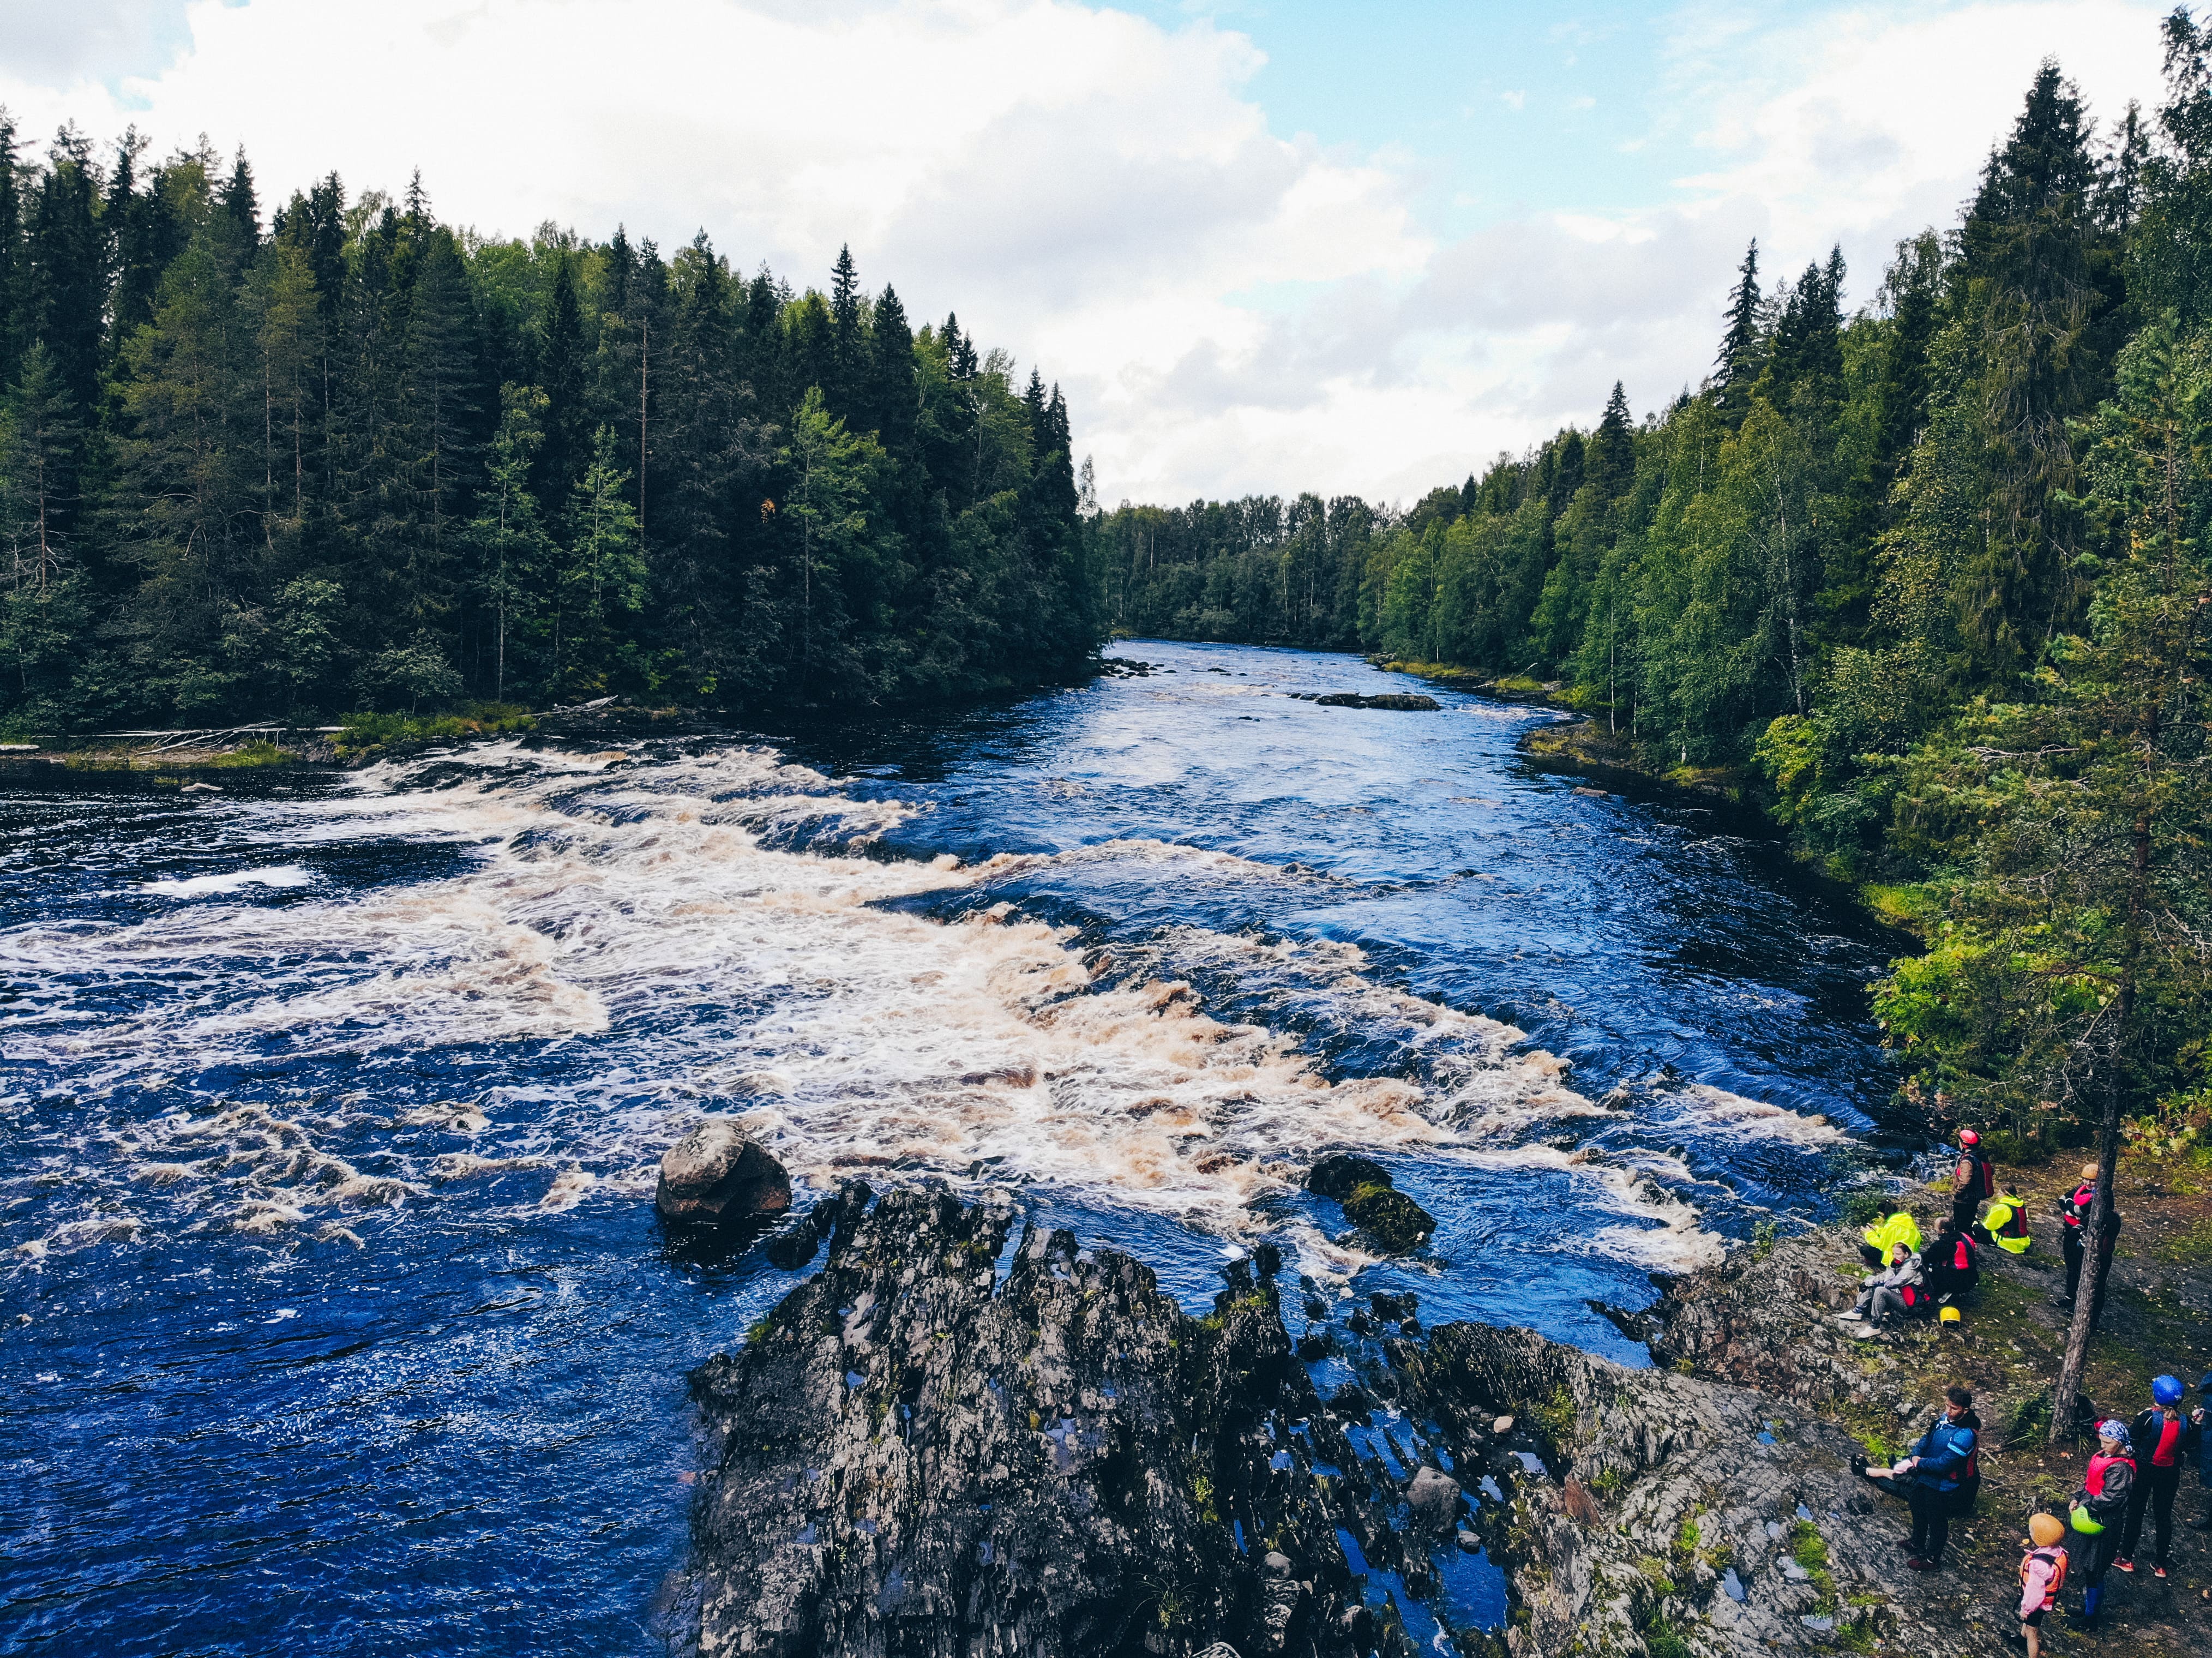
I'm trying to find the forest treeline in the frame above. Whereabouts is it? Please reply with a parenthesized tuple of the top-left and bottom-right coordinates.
(0, 125, 1096, 724)
(1098, 25, 2212, 1169)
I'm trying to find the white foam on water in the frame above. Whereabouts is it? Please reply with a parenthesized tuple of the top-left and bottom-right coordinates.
(1, 738, 1752, 1265)
(1663, 1083, 1848, 1147)
(140, 865, 314, 898)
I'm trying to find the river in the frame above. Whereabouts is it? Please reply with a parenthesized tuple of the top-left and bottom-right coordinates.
(0, 640, 1906, 1654)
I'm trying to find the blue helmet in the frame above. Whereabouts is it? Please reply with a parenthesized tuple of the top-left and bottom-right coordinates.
(2153, 1374, 2184, 1406)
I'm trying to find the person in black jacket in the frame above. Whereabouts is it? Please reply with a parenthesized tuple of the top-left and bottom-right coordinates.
(2117, 1375, 2205, 1578)
(1925, 1216, 1981, 1303)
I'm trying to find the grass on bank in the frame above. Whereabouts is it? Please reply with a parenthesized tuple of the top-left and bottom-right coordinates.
(334, 704, 537, 758)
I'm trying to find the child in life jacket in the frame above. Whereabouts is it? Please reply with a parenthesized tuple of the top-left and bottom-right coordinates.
(2004, 1512, 2068, 1657)
(2115, 1374, 2205, 1578)
(1925, 1216, 1981, 1303)
(2070, 1419, 2135, 1629)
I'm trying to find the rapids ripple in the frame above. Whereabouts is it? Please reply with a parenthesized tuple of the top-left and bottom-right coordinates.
(0, 641, 1900, 1654)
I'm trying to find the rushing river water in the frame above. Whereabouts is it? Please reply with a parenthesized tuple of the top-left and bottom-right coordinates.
(0, 641, 1908, 1655)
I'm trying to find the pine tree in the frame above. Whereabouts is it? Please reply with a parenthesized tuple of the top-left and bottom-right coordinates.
(554, 424, 646, 696)
(828, 243, 864, 422)
(27, 128, 106, 431)
(1712, 239, 1763, 429)
(537, 253, 589, 507)
(1586, 382, 1635, 501)
(0, 113, 21, 391)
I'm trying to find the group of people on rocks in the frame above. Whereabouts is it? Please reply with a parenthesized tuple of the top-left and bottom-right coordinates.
(1835, 1129, 2204, 1645)
(1854, 1374, 2209, 1648)
(1840, 1132, 2113, 1337)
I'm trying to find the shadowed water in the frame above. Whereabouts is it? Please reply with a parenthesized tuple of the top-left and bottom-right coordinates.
(0, 642, 1904, 1654)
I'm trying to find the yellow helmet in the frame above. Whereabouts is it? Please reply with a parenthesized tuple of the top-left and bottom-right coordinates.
(1939, 1305, 1962, 1323)
(2029, 1512, 2066, 1547)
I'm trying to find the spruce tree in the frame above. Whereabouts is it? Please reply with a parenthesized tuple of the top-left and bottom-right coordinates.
(536, 253, 589, 509)
(1586, 382, 1635, 501)
(1712, 239, 1763, 429)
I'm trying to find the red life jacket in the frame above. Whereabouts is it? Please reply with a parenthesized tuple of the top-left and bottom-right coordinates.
(2021, 1546, 2068, 1611)
(1899, 1283, 1921, 1309)
(2086, 1452, 2135, 1497)
(2063, 1184, 2095, 1230)
(1951, 1238, 1974, 1272)
(2149, 1411, 2184, 1468)
(1961, 1152, 1994, 1198)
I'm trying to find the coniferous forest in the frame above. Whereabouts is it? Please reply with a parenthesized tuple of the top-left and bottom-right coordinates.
(1096, 32, 2212, 1163)
(0, 124, 1096, 726)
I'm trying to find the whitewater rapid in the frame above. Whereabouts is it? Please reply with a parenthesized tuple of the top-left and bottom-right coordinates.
(1, 736, 1849, 1277)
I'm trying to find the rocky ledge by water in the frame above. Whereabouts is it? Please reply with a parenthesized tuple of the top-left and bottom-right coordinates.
(669, 1187, 2189, 1658)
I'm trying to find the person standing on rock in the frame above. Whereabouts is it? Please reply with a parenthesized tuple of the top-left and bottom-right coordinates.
(1950, 1130, 1995, 1233)
(2115, 1374, 2202, 1579)
(2006, 1511, 2069, 1658)
(2054, 1164, 2118, 1311)
(2196, 1371, 2212, 1533)
(2069, 1419, 2136, 1629)
(1899, 1386, 1978, 1570)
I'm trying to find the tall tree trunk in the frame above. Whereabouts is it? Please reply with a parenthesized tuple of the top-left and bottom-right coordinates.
(2047, 802, 2151, 1446)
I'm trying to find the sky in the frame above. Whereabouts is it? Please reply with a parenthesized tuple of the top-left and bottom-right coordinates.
(0, 0, 2179, 507)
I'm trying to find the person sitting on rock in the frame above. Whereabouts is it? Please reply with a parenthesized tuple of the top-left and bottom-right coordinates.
(1855, 1386, 1978, 1571)
(2005, 1511, 2069, 1657)
(1925, 1216, 1981, 1303)
(2070, 1419, 2136, 1629)
(2115, 1374, 2204, 1579)
(1858, 1205, 1923, 1268)
(1838, 1240, 1925, 1333)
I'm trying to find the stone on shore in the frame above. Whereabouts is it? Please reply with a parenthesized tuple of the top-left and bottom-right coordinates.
(653, 1118, 791, 1225)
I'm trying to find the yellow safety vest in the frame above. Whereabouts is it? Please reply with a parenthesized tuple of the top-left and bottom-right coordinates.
(1981, 1193, 2031, 1254)
(1860, 1210, 1922, 1256)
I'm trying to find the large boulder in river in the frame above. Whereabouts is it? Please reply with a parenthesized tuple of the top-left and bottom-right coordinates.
(1313, 692, 1439, 711)
(654, 1118, 791, 1225)
(1306, 1154, 1436, 1253)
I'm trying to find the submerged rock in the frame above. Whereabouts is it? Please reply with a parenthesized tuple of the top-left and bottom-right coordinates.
(654, 1118, 791, 1226)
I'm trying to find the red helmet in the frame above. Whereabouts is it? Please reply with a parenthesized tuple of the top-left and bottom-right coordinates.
(1958, 1130, 1979, 1146)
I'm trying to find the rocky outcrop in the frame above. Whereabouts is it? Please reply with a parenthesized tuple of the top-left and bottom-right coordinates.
(1306, 693, 1440, 711)
(683, 1188, 1442, 1658)
(656, 1118, 792, 1226)
(678, 1194, 2029, 1657)
(1305, 1155, 1436, 1254)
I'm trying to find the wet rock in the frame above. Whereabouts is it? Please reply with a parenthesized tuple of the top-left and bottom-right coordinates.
(654, 1118, 792, 1226)
(1311, 692, 1440, 711)
(685, 1190, 1422, 1657)
(1306, 1154, 1392, 1200)
(680, 1190, 2032, 1656)
(1405, 1465, 1461, 1530)
(1341, 1186, 1436, 1254)
(1306, 1155, 1435, 1254)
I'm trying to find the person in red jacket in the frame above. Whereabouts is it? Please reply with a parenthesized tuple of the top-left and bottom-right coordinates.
(2116, 1374, 2205, 1578)
(2072, 1419, 2135, 1627)
(1925, 1216, 1981, 1303)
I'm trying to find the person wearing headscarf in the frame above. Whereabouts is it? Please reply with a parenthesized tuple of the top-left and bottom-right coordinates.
(2070, 1419, 2136, 1627)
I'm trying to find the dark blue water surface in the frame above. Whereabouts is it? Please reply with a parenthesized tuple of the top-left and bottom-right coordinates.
(0, 642, 1905, 1654)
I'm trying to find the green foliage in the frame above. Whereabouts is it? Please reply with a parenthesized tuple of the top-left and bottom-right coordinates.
(0, 152, 1099, 729)
(333, 702, 536, 756)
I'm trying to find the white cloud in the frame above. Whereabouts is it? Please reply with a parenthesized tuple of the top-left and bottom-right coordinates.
(0, 0, 2178, 508)
(1501, 89, 1527, 111)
